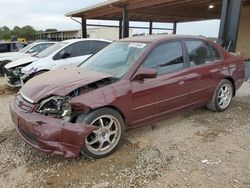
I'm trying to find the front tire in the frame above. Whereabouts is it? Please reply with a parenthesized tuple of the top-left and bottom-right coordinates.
(34, 70, 47, 77)
(76, 108, 125, 159)
(207, 79, 234, 112)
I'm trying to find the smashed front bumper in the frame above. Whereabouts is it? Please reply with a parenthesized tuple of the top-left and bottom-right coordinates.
(10, 100, 96, 158)
(0, 61, 11, 75)
(4, 67, 25, 87)
(5, 73, 24, 87)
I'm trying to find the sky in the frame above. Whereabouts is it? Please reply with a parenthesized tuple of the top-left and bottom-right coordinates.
(0, 0, 220, 37)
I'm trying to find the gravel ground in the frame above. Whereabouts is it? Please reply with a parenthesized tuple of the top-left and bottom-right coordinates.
(0, 77, 249, 188)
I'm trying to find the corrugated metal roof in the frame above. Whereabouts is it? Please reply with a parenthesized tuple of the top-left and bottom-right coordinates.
(65, 0, 223, 23)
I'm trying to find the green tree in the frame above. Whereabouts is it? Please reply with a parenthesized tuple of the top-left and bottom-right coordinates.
(20, 25, 37, 40)
(12, 26, 21, 36)
(11, 26, 21, 40)
(0, 25, 41, 41)
(0, 26, 11, 40)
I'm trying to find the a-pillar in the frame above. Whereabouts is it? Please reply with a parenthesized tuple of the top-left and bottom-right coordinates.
(149, 21, 153, 35)
(123, 5, 129, 38)
(81, 17, 87, 38)
(119, 19, 123, 39)
(173, 21, 177, 34)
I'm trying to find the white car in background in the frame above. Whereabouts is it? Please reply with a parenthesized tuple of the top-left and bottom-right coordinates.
(5, 39, 111, 87)
(0, 42, 55, 75)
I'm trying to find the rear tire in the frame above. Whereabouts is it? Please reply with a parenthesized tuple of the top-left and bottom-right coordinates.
(76, 108, 125, 159)
(207, 79, 233, 112)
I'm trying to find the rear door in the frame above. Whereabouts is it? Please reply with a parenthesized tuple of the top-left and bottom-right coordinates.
(131, 40, 192, 125)
(182, 40, 223, 105)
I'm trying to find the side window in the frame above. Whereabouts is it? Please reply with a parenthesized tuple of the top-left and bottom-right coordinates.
(0, 44, 10, 52)
(30, 43, 53, 53)
(54, 41, 92, 60)
(13, 44, 18, 50)
(185, 40, 213, 67)
(143, 41, 184, 75)
(91, 41, 110, 54)
(211, 45, 223, 61)
(15, 43, 25, 50)
(70, 41, 92, 57)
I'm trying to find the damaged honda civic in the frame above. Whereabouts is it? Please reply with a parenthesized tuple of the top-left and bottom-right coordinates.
(10, 35, 245, 159)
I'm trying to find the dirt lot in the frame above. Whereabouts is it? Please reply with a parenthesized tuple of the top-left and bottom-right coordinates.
(0, 77, 249, 188)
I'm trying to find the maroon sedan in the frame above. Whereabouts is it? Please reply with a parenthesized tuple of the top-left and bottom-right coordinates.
(10, 35, 245, 159)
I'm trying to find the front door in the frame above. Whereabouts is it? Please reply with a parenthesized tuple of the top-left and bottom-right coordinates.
(56, 41, 93, 68)
(131, 41, 191, 125)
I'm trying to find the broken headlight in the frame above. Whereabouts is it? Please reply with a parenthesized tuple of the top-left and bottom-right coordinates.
(37, 96, 72, 118)
(12, 67, 22, 76)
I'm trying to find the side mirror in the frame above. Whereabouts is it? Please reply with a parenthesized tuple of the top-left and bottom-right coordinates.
(27, 49, 35, 53)
(132, 67, 157, 81)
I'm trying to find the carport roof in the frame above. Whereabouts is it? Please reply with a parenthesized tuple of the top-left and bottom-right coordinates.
(65, 0, 223, 22)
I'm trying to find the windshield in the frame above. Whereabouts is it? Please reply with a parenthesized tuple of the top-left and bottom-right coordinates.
(79, 42, 149, 78)
(19, 43, 35, 53)
(35, 42, 68, 58)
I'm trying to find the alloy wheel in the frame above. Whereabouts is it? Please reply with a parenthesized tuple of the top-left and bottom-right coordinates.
(85, 115, 121, 156)
(217, 83, 233, 109)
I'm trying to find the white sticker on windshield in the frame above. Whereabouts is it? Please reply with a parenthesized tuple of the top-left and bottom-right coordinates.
(129, 43, 146, 49)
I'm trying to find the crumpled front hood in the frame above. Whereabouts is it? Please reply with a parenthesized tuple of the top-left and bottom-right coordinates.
(5, 56, 39, 69)
(21, 66, 113, 103)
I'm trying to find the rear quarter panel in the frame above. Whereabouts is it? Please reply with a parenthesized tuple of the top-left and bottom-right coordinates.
(212, 44, 245, 91)
(227, 53, 245, 90)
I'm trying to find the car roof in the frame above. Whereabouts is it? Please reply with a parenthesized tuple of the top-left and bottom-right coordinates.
(119, 34, 209, 44)
(63, 38, 112, 43)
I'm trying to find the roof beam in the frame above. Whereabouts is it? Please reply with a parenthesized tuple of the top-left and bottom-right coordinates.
(130, 9, 220, 20)
(126, 0, 177, 10)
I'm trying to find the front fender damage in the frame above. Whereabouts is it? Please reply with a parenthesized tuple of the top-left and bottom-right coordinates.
(36, 122, 96, 158)
(70, 102, 92, 113)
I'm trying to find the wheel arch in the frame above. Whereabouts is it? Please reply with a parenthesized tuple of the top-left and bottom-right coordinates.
(35, 69, 50, 73)
(72, 104, 126, 126)
(224, 77, 236, 97)
(94, 105, 126, 125)
(33, 69, 50, 77)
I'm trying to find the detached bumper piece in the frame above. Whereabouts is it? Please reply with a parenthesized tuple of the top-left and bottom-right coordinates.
(10, 96, 96, 158)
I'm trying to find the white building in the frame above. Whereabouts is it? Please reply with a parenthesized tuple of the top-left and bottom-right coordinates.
(34, 27, 133, 41)
(87, 27, 133, 41)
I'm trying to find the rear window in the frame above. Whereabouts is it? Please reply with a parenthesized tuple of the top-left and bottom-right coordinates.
(185, 40, 213, 67)
(0, 44, 11, 52)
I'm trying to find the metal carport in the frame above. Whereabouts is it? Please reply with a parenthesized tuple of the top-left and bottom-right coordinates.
(65, 0, 249, 53)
